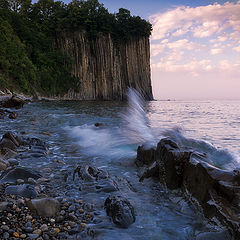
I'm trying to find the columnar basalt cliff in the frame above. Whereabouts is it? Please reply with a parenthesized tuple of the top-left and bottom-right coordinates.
(55, 32, 153, 100)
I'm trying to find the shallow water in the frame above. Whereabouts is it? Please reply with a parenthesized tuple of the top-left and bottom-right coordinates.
(1, 96, 240, 239)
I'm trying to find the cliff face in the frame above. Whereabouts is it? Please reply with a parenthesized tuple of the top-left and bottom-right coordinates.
(55, 32, 153, 100)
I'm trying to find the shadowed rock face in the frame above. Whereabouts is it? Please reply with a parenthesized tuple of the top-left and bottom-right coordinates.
(55, 32, 153, 101)
(137, 138, 240, 238)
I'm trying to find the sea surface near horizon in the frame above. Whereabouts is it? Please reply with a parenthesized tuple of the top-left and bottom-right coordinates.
(1, 98, 239, 239)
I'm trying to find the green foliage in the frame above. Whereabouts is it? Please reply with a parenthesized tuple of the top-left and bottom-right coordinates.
(0, 0, 152, 95)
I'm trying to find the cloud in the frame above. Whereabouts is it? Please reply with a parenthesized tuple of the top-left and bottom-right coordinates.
(150, 1, 240, 41)
(150, 1, 240, 99)
(210, 48, 223, 55)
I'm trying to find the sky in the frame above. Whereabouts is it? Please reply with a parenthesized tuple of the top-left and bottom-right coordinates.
(97, 0, 240, 100)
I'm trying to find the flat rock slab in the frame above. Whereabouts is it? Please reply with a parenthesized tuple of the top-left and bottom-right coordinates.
(0, 167, 42, 184)
(5, 184, 38, 198)
(26, 198, 60, 217)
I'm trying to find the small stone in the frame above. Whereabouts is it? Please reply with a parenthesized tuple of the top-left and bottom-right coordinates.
(16, 207, 21, 212)
(20, 234, 27, 238)
(33, 229, 42, 235)
(27, 233, 39, 239)
(26, 215, 33, 220)
(3, 232, 9, 239)
(60, 210, 65, 215)
(28, 178, 37, 185)
(68, 213, 77, 221)
(24, 227, 33, 233)
(25, 222, 32, 228)
(17, 179, 25, 184)
(68, 221, 76, 228)
(0, 202, 8, 211)
(42, 233, 49, 240)
(13, 232, 20, 238)
(40, 224, 48, 232)
(79, 209, 84, 214)
(53, 228, 60, 234)
(78, 223, 87, 231)
(50, 218, 55, 223)
(55, 216, 64, 223)
(1, 225, 10, 231)
(68, 205, 75, 212)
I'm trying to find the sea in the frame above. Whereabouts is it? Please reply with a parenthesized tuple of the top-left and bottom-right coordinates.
(1, 89, 240, 239)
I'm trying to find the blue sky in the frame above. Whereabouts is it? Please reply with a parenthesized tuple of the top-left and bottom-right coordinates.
(98, 0, 238, 18)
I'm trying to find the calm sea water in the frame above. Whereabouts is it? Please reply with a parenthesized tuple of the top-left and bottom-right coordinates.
(1, 93, 239, 239)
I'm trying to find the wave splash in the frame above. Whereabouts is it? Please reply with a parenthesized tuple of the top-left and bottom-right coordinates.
(67, 88, 240, 170)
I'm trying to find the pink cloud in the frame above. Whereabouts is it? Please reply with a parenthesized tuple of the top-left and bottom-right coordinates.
(150, 1, 240, 41)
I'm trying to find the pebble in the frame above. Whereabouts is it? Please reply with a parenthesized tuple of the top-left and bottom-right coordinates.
(42, 233, 50, 240)
(1, 225, 9, 231)
(17, 179, 25, 184)
(26, 215, 33, 220)
(55, 216, 64, 223)
(27, 233, 39, 239)
(68, 221, 76, 228)
(20, 234, 27, 239)
(3, 232, 9, 239)
(28, 178, 37, 185)
(40, 224, 48, 232)
(78, 223, 87, 231)
(25, 222, 32, 228)
(13, 232, 20, 238)
(69, 212, 77, 220)
(33, 229, 42, 235)
(24, 227, 33, 233)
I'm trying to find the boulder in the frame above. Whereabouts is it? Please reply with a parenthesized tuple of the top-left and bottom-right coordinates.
(0, 167, 42, 184)
(5, 184, 38, 198)
(26, 198, 60, 217)
(104, 196, 135, 228)
(2, 95, 25, 109)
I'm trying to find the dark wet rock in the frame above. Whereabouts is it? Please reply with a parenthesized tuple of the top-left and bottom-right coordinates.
(26, 198, 60, 217)
(137, 138, 240, 238)
(139, 161, 158, 182)
(104, 196, 135, 228)
(136, 145, 156, 167)
(94, 123, 103, 127)
(2, 95, 25, 109)
(8, 112, 18, 119)
(196, 230, 231, 240)
(7, 159, 19, 166)
(0, 160, 9, 171)
(73, 165, 109, 181)
(95, 178, 118, 193)
(0, 167, 42, 184)
(0, 109, 7, 119)
(0, 132, 20, 151)
(5, 184, 38, 198)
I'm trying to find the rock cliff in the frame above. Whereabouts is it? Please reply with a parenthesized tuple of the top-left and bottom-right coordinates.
(55, 32, 153, 100)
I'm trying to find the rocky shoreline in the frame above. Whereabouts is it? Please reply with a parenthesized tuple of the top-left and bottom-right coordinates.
(0, 93, 136, 239)
(137, 138, 240, 239)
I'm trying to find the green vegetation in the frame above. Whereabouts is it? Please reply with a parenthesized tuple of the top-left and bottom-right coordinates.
(0, 0, 152, 95)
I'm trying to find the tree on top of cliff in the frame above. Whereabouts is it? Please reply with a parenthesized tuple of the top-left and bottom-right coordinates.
(0, 0, 152, 95)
